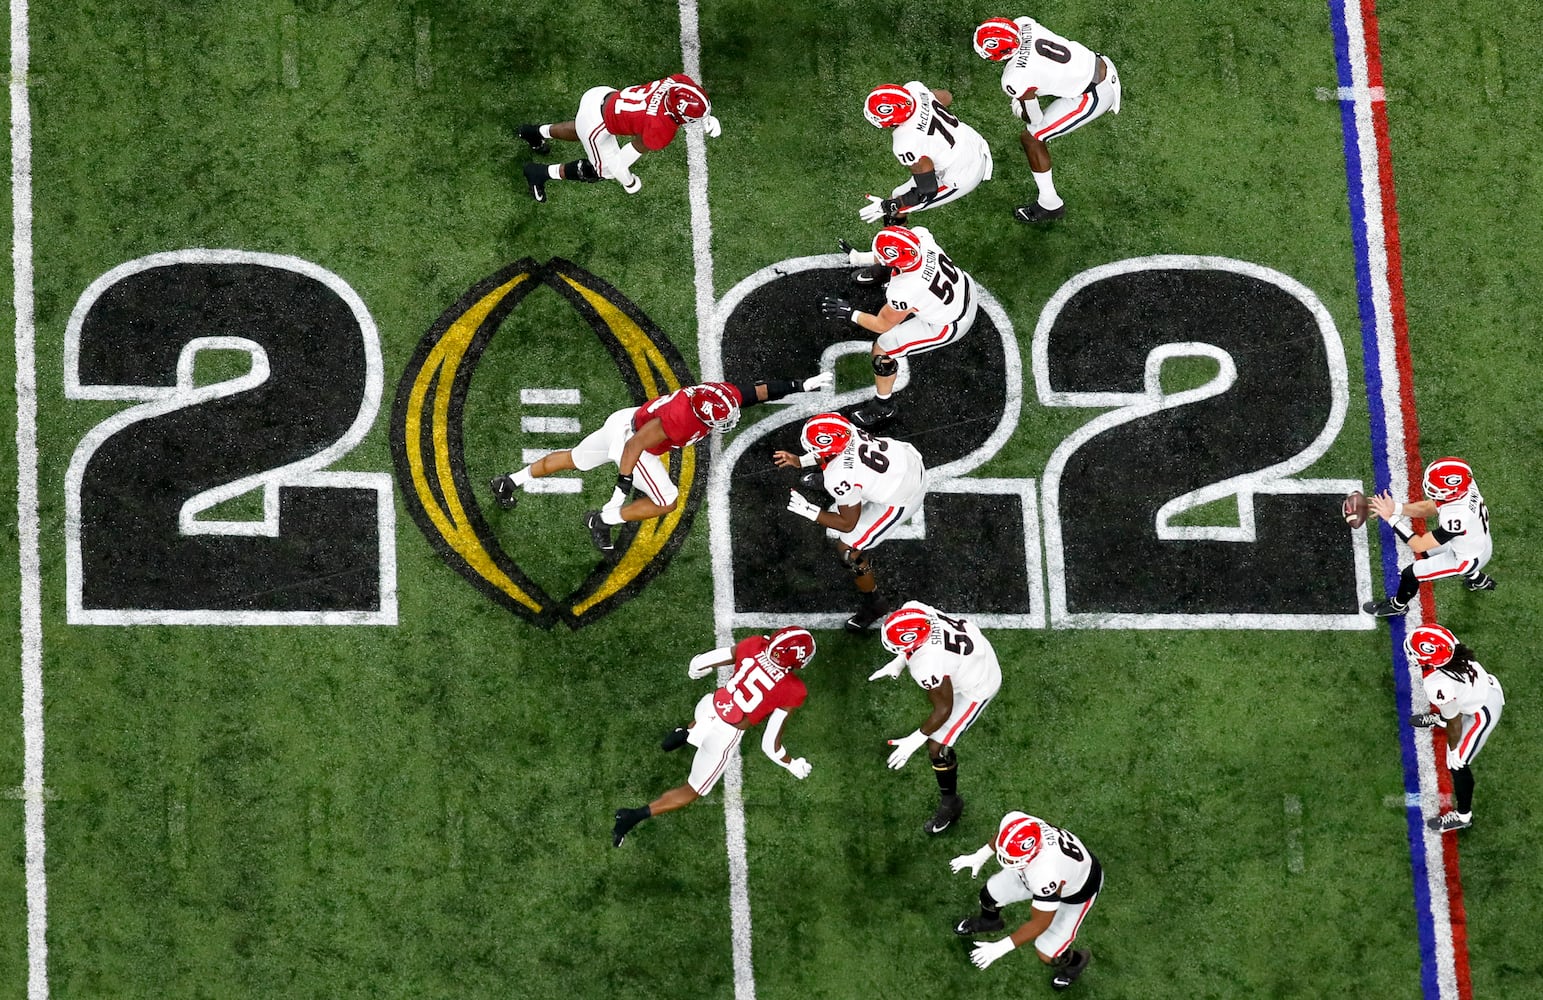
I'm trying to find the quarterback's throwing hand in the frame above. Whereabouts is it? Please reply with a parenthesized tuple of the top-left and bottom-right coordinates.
(970, 938, 1015, 971)
(950, 845, 993, 878)
(786, 490, 823, 522)
(886, 729, 929, 770)
(820, 296, 856, 323)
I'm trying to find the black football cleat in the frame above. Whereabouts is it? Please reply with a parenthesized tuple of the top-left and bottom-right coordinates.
(516, 123, 551, 154)
(1362, 597, 1408, 618)
(1408, 712, 1443, 728)
(954, 913, 1006, 936)
(585, 509, 617, 558)
(523, 161, 550, 202)
(1427, 811, 1472, 834)
(1465, 573, 1496, 592)
(851, 264, 890, 286)
(1013, 201, 1067, 224)
(924, 795, 964, 836)
(612, 806, 649, 847)
(1051, 949, 1092, 990)
(851, 396, 898, 429)
(845, 597, 889, 634)
(489, 475, 519, 510)
(661, 727, 690, 752)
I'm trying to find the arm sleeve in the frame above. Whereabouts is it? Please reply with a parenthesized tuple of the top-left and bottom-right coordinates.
(760, 708, 790, 761)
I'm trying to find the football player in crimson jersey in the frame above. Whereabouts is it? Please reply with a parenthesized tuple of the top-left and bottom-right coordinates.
(972, 16, 1121, 224)
(774, 413, 927, 631)
(821, 225, 978, 429)
(950, 812, 1102, 990)
(1362, 456, 1495, 618)
(853, 81, 994, 247)
(1406, 624, 1506, 834)
(868, 602, 1002, 835)
(516, 74, 720, 201)
(490, 373, 832, 558)
(612, 627, 817, 847)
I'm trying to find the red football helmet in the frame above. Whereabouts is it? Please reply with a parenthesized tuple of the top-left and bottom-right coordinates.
(686, 382, 740, 432)
(1405, 623, 1458, 671)
(1422, 457, 1474, 503)
(872, 226, 925, 274)
(881, 604, 933, 656)
(973, 17, 1022, 61)
(995, 812, 1044, 868)
(801, 412, 855, 461)
(763, 626, 817, 671)
(665, 78, 711, 123)
(864, 84, 916, 128)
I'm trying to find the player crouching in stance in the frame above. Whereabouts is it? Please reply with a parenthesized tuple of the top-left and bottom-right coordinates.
(491, 375, 831, 559)
(822, 225, 978, 429)
(774, 413, 927, 632)
(612, 627, 816, 846)
(868, 602, 1002, 835)
(1363, 456, 1495, 618)
(1406, 623, 1505, 833)
(515, 74, 720, 202)
(951, 812, 1102, 990)
(851, 81, 993, 281)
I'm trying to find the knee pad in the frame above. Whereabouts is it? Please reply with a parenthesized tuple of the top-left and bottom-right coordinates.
(930, 746, 957, 768)
(567, 159, 601, 182)
(841, 547, 872, 577)
(872, 353, 899, 377)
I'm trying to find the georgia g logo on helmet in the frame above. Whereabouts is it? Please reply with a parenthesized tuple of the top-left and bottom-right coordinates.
(973, 17, 1022, 61)
(864, 85, 916, 128)
(1422, 457, 1474, 503)
(995, 813, 1044, 868)
(1404, 623, 1458, 671)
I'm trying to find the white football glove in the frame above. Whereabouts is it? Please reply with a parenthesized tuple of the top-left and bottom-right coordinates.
(786, 490, 822, 522)
(619, 173, 643, 194)
(1446, 746, 1465, 771)
(886, 729, 929, 770)
(701, 114, 722, 138)
(801, 372, 835, 393)
(950, 845, 994, 878)
(783, 757, 812, 780)
(858, 195, 887, 224)
(970, 937, 1016, 971)
(867, 654, 906, 681)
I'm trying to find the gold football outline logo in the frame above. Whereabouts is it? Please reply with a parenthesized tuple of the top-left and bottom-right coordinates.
(390, 258, 704, 628)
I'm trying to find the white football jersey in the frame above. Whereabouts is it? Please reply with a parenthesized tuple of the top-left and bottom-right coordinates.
(891, 82, 989, 181)
(1005, 815, 1097, 909)
(1424, 661, 1501, 720)
(886, 226, 975, 329)
(821, 429, 925, 508)
(1001, 18, 1099, 100)
(903, 605, 1001, 699)
(1431, 487, 1491, 562)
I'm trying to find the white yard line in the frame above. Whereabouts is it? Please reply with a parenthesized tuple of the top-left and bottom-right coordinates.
(10, 1, 49, 996)
(674, 3, 756, 999)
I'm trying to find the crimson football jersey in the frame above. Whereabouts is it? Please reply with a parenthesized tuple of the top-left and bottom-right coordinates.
(712, 634, 808, 726)
(632, 383, 743, 454)
(602, 74, 697, 151)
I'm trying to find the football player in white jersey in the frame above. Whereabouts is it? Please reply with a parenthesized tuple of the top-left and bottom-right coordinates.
(868, 602, 1002, 835)
(852, 82, 994, 275)
(1363, 457, 1495, 618)
(951, 812, 1102, 990)
(1406, 624, 1505, 833)
(973, 16, 1121, 224)
(774, 413, 927, 631)
(821, 225, 978, 428)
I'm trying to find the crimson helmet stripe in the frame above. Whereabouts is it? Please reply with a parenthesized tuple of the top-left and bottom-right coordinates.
(764, 625, 817, 670)
(666, 79, 711, 123)
(687, 382, 740, 431)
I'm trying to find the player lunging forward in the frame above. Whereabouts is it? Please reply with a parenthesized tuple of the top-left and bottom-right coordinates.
(775, 413, 927, 632)
(1406, 623, 1505, 833)
(869, 602, 1002, 835)
(516, 74, 721, 201)
(1363, 456, 1495, 618)
(822, 225, 978, 428)
(612, 627, 817, 846)
(952, 812, 1102, 990)
(973, 16, 1121, 224)
(491, 374, 831, 558)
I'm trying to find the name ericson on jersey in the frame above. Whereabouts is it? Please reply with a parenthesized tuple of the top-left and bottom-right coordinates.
(712, 634, 808, 726)
(904, 609, 997, 697)
(1000, 18, 1098, 100)
(820, 429, 926, 507)
(891, 82, 988, 179)
(885, 227, 974, 328)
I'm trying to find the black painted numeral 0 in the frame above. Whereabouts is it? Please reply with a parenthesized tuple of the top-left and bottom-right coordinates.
(65, 251, 396, 624)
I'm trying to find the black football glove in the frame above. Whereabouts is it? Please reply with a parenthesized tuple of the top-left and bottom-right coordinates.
(837, 237, 857, 256)
(820, 296, 856, 323)
(880, 198, 906, 225)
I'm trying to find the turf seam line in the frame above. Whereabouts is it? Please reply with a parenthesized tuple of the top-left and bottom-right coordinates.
(10, 0, 51, 996)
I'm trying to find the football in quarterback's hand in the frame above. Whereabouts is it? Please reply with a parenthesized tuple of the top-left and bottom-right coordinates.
(1342, 490, 1369, 528)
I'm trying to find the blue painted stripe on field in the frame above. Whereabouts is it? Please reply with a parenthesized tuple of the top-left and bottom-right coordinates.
(1327, 3, 1443, 998)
